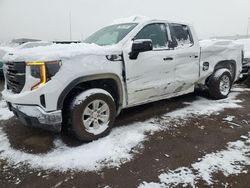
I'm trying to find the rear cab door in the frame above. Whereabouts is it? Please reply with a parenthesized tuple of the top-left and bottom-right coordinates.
(169, 23, 200, 93)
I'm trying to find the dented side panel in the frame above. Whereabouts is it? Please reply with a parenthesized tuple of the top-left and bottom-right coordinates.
(199, 41, 243, 84)
(123, 49, 176, 106)
(123, 23, 200, 106)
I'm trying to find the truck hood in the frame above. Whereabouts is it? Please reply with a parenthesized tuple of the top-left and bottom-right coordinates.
(3, 43, 122, 62)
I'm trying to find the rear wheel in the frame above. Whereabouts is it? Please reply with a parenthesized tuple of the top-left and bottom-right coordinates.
(68, 89, 116, 141)
(208, 69, 232, 99)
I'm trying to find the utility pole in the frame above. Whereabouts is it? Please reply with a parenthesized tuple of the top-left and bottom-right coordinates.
(247, 17, 250, 37)
(69, 11, 72, 41)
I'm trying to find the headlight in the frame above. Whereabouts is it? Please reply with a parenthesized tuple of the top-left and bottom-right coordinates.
(26, 60, 61, 90)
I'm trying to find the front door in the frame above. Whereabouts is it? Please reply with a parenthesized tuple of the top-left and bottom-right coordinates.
(123, 23, 176, 106)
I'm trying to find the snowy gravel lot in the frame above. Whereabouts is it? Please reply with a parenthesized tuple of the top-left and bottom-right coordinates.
(0, 79, 250, 187)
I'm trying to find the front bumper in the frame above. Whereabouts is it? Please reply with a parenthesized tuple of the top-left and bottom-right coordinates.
(8, 103, 62, 132)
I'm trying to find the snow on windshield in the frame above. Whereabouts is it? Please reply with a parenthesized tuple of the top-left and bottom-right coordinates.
(84, 23, 137, 46)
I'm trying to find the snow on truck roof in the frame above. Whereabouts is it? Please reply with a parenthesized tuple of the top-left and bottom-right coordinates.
(112, 15, 152, 24)
(111, 15, 191, 26)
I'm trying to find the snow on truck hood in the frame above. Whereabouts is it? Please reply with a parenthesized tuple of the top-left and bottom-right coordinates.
(3, 43, 122, 62)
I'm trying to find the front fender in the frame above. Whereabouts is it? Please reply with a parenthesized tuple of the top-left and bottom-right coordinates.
(57, 73, 125, 112)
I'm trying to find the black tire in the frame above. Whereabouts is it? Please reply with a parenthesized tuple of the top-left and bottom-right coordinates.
(68, 89, 116, 142)
(208, 69, 232, 99)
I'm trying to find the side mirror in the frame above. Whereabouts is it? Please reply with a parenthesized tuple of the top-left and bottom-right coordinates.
(129, 39, 153, 60)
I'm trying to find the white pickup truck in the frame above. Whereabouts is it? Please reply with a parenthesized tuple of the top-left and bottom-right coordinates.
(2, 17, 243, 141)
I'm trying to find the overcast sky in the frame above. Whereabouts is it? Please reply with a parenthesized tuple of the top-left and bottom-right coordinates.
(0, 0, 250, 42)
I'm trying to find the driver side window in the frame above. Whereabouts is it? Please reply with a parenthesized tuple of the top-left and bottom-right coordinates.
(134, 23, 168, 49)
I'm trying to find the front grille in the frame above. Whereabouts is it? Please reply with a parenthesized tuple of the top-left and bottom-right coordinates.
(5, 62, 26, 93)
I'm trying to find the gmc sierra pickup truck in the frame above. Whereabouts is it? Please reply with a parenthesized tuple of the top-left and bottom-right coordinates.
(2, 17, 243, 141)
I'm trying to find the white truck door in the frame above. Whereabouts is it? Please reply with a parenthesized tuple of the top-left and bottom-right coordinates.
(123, 23, 176, 106)
(169, 23, 200, 93)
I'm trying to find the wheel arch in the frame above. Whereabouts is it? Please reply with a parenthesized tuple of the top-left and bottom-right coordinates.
(57, 73, 124, 114)
(206, 60, 237, 85)
(214, 60, 237, 80)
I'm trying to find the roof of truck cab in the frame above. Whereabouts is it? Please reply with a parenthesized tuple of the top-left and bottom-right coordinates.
(111, 15, 191, 26)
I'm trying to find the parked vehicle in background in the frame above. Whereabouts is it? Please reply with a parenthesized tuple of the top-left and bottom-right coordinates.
(0, 61, 3, 77)
(235, 39, 250, 78)
(2, 16, 244, 141)
(0, 48, 12, 77)
(242, 57, 250, 78)
(0, 41, 53, 78)
(242, 57, 250, 87)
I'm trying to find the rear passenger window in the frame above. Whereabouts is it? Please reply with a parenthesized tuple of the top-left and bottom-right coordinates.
(135, 23, 168, 49)
(171, 24, 193, 49)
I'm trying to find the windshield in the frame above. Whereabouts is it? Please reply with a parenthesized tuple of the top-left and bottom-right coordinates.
(84, 23, 137, 46)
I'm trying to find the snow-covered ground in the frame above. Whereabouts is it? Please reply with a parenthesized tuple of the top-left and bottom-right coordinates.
(139, 133, 250, 188)
(0, 100, 14, 120)
(0, 88, 246, 173)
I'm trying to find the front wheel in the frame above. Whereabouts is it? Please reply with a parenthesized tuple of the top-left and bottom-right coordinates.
(68, 89, 116, 142)
(208, 69, 233, 99)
